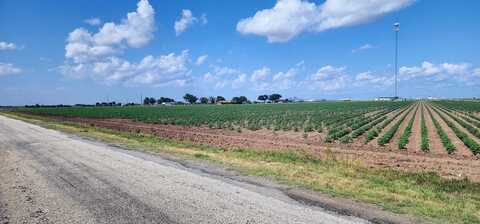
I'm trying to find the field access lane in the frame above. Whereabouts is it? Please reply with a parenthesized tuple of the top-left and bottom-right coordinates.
(0, 115, 368, 224)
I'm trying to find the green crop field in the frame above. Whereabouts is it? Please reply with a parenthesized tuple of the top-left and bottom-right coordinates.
(17, 101, 411, 135)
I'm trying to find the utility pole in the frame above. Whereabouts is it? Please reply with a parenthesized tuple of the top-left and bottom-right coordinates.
(394, 21, 400, 99)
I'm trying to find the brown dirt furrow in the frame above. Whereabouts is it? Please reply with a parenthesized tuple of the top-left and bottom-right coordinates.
(434, 106, 480, 147)
(422, 103, 447, 155)
(406, 103, 422, 153)
(389, 103, 418, 151)
(366, 105, 414, 147)
(426, 104, 473, 157)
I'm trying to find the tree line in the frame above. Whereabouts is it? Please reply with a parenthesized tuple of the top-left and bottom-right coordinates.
(143, 93, 284, 105)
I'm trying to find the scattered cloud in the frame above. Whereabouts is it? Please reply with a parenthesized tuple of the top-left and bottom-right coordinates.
(354, 71, 393, 87)
(202, 66, 247, 89)
(174, 9, 207, 36)
(84, 17, 102, 26)
(0, 41, 17, 50)
(0, 62, 22, 76)
(474, 68, 480, 77)
(237, 0, 414, 43)
(61, 0, 191, 87)
(65, 0, 155, 63)
(195, 54, 208, 65)
(250, 67, 271, 82)
(400, 61, 471, 80)
(306, 65, 348, 91)
(352, 44, 373, 53)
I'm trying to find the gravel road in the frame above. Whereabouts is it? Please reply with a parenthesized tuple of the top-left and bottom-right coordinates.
(0, 115, 369, 224)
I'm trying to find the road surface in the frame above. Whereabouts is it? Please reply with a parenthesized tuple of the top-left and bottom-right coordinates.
(0, 115, 369, 224)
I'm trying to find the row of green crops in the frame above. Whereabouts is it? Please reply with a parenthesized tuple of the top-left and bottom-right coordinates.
(432, 106, 480, 155)
(364, 105, 412, 144)
(398, 105, 419, 149)
(17, 101, 411, 137)
(426, 106, 455, 154)
(420, 105, 429, 151)
(437, 107, 480, 141)
(377, 105, 415, 146)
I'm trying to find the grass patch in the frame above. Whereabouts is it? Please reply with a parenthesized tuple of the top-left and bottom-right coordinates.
(2, 111, 480, 224)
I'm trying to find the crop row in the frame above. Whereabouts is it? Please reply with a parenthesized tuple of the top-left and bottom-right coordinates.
(398, 106, 419, 149)
(19, 101, 411, 133)
(420, 105, 429, 151)
(427, 106, 455, 153)
(364, 106, 411, 144)
(437, 107, 480, 140)
(327, 109, 394, 143)
(377, 105, 415, 146)
(432, 106, 480, 155)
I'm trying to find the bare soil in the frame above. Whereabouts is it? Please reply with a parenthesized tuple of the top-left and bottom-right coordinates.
(35, 113, 480, 182)
(422, 103, 447, 155)
(406, 104, 422, 153)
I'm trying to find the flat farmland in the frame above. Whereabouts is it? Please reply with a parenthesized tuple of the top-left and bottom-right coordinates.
(13, 100, 480, 181)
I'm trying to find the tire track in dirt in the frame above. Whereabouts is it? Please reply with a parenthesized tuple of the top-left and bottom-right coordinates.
(406, 103, 422, 152)
(389, 103, 419, 151)
(422, 103, 447, 155)
(426, 104, 472, 157)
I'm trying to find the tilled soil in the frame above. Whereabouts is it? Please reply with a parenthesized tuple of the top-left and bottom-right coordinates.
(405, 104, 422, 153)
(422, 104, 447, 155)
(36, 113, 480, 182)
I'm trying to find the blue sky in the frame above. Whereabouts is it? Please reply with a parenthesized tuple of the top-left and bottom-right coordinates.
(0, 0, 479, 105)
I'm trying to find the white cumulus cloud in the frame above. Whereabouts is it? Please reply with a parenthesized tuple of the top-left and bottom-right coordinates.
(237, 0, 414, 43)
(352, 44, 373, 53)
(61, 0, 191, 87)
(0, 41, 17, 50)
(84, 17, 102, 26)
(195, 54, 208, 65)
(0, 62, 22, 76)
(174, 10, 207, 36)
(400, 61, 471, 80)
(250, 67, 271, 82)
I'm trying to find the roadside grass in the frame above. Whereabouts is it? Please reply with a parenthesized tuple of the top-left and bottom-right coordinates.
(2, 111, 480, 224)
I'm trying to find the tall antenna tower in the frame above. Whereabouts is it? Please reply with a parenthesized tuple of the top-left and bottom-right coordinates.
(394, 21, 400, 98)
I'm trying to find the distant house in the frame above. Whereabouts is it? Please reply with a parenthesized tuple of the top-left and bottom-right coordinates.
(216, 100, 232, 105)
(375, 96, 399, 101)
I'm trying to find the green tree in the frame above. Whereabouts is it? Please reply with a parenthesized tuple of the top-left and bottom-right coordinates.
(269, 94, 282, 103)
(257, 95, 268, 103)
(183, 93, 198, 104)
(216, 96, 226, 102)
(232, 96, 248, 104)
(199, 97, 209, 104)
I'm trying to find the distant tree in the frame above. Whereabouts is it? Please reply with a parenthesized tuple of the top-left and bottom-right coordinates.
(157, 97, 175, 104)
(216, 96, 226, 102)
(183, 93, 198, 104)
(269, 94, 282, 103)
(257, 95, 268, 103)
(208, 96, 216, 104)
(232, 96, 248, 104)
(143, 97, 156, 105)
(149, 97, 156, 105)
(199, 97, 209, 104)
